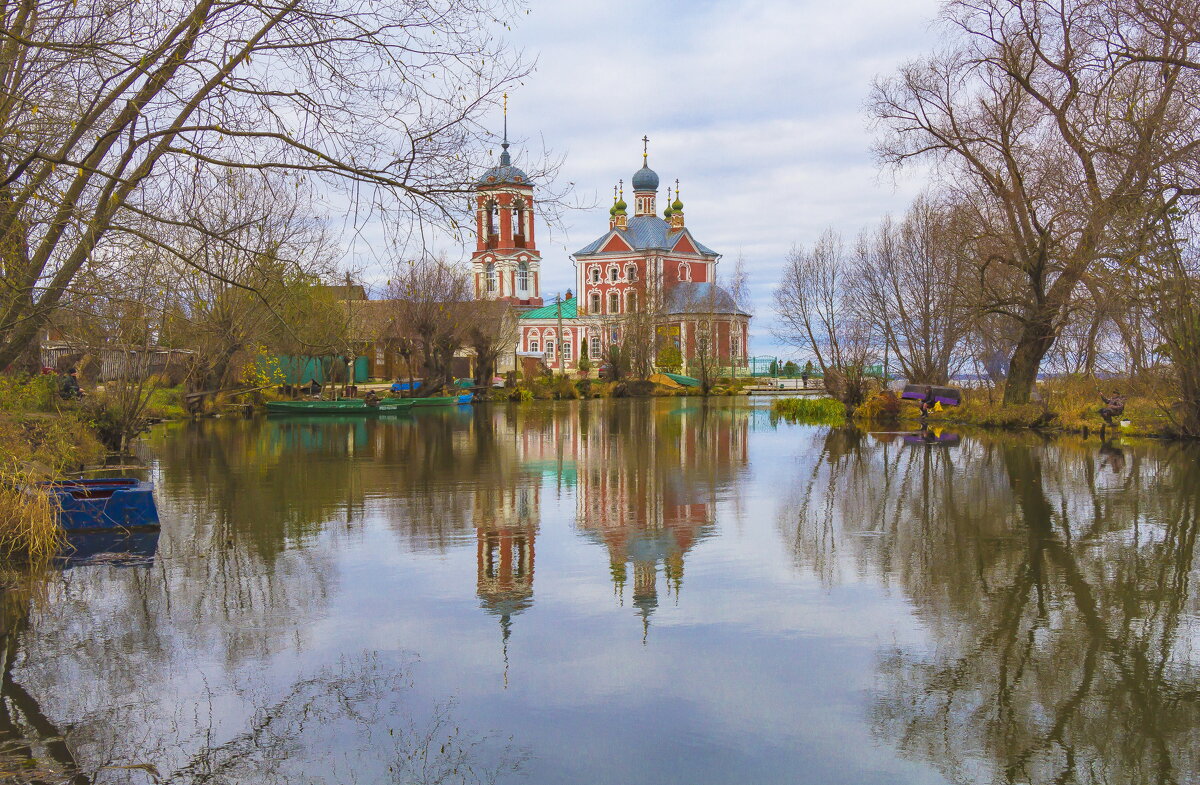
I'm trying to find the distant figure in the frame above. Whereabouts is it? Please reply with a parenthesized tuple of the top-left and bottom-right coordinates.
(1099, 391, 1126, 426)
(919, 385, 935, 419)
(306, 378, 322, 397)
(59, 368, 82, 400)
(363, 390, 380, 408)
(801, 367, 810, 389)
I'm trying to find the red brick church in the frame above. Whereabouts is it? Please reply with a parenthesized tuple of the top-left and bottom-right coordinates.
(473, 133, 749, 373)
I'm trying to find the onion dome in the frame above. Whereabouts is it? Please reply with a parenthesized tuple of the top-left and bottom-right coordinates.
(663, 187, 675, 218)
(672, 180, 683, 212)
(614, 184, 627, 215)
(631, 163, 659, 191)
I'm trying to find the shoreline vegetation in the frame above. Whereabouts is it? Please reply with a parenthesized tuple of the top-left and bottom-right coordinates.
(0, 368, 1188, 562)
(772, 374, 1181, 438)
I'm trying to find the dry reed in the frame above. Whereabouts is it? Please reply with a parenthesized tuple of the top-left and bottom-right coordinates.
(0, 464, 64, 563)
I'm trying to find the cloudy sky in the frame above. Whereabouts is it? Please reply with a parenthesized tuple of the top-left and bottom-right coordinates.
(386, 0, 945, 358)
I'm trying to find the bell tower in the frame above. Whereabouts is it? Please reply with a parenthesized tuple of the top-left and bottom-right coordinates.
(472, 94, 543, 308)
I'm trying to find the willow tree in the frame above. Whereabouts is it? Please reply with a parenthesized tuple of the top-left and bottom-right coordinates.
(871, 0, 1200, 403)
(0, 0, 531, 370)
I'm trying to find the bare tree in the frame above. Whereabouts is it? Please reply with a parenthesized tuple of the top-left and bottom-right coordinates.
(775, 230, 877, 410)
(386, 258, 473, 393)
(465, 299, 516, 387)
(163, 172, 344, 394)
(0, 0, 536, 370)
(851, 195, 972, 385)
(871, 0, 1200, 403)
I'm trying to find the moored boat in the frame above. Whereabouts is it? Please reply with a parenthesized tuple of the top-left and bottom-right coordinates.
(410, 393, 473, 407)
(39, 478, 160, 531)
(265, 398, 416, 415)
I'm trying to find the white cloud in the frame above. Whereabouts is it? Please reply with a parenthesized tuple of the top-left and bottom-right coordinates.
(350, 0, 943, 356)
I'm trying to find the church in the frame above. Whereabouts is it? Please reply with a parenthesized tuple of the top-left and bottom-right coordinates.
(472, 132, 750, 375)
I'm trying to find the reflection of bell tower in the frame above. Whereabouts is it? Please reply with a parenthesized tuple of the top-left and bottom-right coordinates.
(475, 482, 539, 686)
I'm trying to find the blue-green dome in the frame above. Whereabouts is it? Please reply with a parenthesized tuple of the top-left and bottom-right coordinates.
(631, 164, 659, 191)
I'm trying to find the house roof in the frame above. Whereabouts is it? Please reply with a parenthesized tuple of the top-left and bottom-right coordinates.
(574, 216, 718, 257)
(664, 283, 750, 317)
(519, 298, 577, 320)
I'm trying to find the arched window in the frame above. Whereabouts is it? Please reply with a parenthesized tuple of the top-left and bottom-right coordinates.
(608, 291, 620, 314)
(517, 261, 529, 294)
(625, 290, 636, 313)
(678, 262, 691, 282)
(590, 292, 601, 314)
(608, 265, 619, 282)
(590, 335, 601, 358)
(626, 264, 638, 281)
(484, 199, 498, 240)
(544, 330, 556, 359)
(562, 331, 573, 361)
(511, 198, 525, 242)
(590, 266, 601, 284)
(529, 338, 540, 354)
(486, 262, 497, 294)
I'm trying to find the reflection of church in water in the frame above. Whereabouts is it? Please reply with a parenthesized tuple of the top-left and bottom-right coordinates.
(473, 403, 749, 654)
(576, 404, 748, 639)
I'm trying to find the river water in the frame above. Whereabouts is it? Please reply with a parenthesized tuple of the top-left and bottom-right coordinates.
(6, 398, 1200, 784)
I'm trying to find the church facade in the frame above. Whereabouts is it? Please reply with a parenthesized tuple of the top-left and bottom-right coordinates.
(474, 137, 749, 374)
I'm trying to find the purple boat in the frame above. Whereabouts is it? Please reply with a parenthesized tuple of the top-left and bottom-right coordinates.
(900, 384, 962, 407)
(38, 478, 160, 531)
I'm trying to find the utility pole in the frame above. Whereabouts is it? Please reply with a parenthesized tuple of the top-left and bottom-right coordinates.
(556, 292, 565, 376)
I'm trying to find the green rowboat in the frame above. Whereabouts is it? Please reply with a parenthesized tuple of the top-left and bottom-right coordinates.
(411, 393, 474, 407)
(266, 392, 471, 415)
(266, 398, 415, 415)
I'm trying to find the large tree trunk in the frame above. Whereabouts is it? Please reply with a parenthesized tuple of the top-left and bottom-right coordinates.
(1003, 316, 1058, 405)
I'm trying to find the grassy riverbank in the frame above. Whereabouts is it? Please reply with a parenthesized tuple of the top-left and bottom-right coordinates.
(852, 376, 1180, 437)
(768, 376, 1184, 437)
(0, 376, 107, 561)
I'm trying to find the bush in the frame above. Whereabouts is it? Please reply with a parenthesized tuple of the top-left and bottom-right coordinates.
(553, 376, 580, 399)
(770, 397, 845, 425)
(853, 390, 901, 422)
(656, 344, 683, 374)
(0, 375, 59, 413)
(510, 387, 534, 403)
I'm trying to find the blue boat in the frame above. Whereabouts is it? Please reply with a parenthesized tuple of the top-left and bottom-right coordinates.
(58, 529, 161, 568)
(38, 478, 160, 531)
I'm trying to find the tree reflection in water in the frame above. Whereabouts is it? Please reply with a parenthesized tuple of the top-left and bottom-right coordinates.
(0, 411, 540, 785)
(780, 427, 1200, 784)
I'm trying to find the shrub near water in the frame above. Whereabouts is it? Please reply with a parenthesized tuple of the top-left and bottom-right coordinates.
(770, 397, 845, 425)
(0, 470, 61, 563)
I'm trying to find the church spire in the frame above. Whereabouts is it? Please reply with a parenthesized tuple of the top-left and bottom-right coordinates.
(500, 92, 511, 166)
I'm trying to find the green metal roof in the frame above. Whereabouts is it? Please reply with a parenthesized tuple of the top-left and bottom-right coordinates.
(519, 299, 578, 320)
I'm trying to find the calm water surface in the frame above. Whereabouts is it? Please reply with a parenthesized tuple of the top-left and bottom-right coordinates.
(7, 399, 1200, 784)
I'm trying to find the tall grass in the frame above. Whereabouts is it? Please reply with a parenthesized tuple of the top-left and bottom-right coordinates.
(770, 396, 845, 425)
(0, 465, 63, 563)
